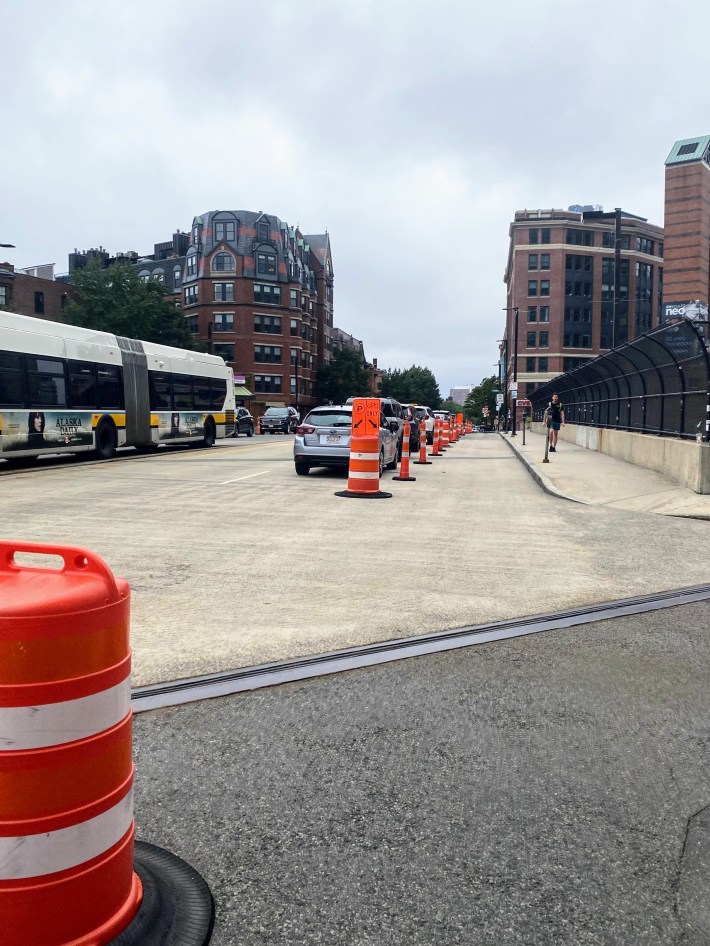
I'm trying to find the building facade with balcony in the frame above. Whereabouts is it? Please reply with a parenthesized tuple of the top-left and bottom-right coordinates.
(180, 210, 333, 418)
(502, 206, 664, 405)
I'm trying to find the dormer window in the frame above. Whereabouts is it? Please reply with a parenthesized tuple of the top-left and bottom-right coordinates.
(186, 251, 198, 279)
(173, 264, 182, 287)
(212, 252, 236, 272)
(257, 252, 276, 276)
(258, 222, 270, 243)
(214, 219, 236, 242)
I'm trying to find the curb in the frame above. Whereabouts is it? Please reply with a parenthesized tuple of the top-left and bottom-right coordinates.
(498, 433, 587, 506)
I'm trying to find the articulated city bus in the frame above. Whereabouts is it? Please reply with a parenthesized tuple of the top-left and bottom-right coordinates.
(0, 312, 235, 461)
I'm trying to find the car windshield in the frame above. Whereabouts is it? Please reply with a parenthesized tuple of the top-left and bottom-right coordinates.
(264, 408, 288, 416)
(306, 411, 352, 427)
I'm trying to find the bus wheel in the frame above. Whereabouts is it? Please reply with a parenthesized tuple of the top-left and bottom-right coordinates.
(202, 419, 216, 448)
(95, 419, 117, 460)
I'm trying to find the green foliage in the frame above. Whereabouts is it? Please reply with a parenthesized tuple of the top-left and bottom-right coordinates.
(379, 365, 441, 408)
(316, 347, 371, 403)
(439, 399, 464, 415)
(463, 375, 499, 423)
(65, 258, 195, 349)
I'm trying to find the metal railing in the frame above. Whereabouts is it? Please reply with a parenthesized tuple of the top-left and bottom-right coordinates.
(529, 319, 710, 440)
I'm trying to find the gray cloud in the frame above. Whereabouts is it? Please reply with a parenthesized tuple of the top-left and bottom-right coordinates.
(3, 0, 709, 396)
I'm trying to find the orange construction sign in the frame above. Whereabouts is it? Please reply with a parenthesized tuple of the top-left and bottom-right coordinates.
(351, 398, 380, 438)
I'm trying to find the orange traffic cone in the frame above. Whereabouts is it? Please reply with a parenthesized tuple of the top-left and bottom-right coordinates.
(393, 419, 416, 481)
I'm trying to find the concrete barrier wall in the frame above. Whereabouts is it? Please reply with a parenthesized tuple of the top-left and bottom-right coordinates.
(531, 423, 710, 494)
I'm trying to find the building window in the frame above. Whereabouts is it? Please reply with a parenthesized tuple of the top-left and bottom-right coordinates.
(539, 306, 550, 322)
(254, 284, 280, 304)
(0, 286, 8, 306)
(254, 374, 282, 393)
(173, 264, 182, 287)
(212, 253, 235, 272)
(541, 228, 551, 244)
(539, 280, 550, 296)
(528, 253, 538, 270)
(213, 343, 234, 361)
(34, 292, 45, 314)
(186, 253, 198, 278)
(290, 318, 299, 336)
(214, 312, 234, 333)
(563, 332, 592, 348)
(566, 229, 594, 246)
(539, 332, 549, 348)
(538, 357, 548, 372)
(637, 237, 654, 255)
(526, 357, 536, 372)
(527, 306, 537, 322)
(528, 228, 538, 244)
(257, 253, 276, 276)
(540, 253, 550, 270)
(527, 332, 536, 347)
(258, 222, 270, 243)
(254, 314, 282, 334)
(602, 232, 631, 250)
(528, 280, 538, 297)
(186, 315, 198, 334)
(139, 270, 151, 283)
(214, 283, 234, 302)
(152, 268, 164, 283)
(254, 345, 282, 363)
(184, 285, 198, 306)
(291, 347, 298, 366)
(214, 220, 236, 242)
(290, 377, 297, 395)
(290, 289, 299, 307)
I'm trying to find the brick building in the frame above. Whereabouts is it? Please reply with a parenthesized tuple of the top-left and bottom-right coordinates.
(0, 262, 75, 321)
(502, 206, 664, 404)
(662, 136, 710, 326)
(180, 210, 333, 418)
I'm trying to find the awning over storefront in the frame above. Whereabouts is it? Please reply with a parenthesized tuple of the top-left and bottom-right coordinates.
(234, 385, 253, 397)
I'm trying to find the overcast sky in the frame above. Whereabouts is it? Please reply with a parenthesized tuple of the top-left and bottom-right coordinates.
(4, 0, 709, 398)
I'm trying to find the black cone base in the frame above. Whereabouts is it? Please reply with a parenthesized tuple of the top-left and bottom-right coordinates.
(111, 841, 215, 945)
(335, 489, 392, 498)
(392, 476, 416, 481)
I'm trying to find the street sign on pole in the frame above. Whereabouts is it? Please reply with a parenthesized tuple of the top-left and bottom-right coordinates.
(509, 384, 518, 398)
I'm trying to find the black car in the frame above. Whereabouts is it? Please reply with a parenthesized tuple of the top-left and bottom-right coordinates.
(232, 407, 255, 437)
(259, 406, 299, 434)
(401, 405, 421, 454)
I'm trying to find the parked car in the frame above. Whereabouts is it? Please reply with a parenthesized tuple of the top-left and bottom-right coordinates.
(293, 404, 398, 476)
(401, 405, 422, 453)
(378, 398, 405, 458)
(404, 404, 435, 444)
(259, 406, 299, 434)
(232, 407, 255, 437)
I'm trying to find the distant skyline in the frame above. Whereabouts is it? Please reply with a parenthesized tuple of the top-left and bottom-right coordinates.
(3, 0, 709, 396)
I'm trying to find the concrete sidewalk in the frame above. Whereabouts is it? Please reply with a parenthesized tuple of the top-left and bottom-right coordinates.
(501, 429, 710, 520)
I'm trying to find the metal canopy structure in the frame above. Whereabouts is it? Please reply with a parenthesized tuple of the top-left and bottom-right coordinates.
(529, 319, 710, 440)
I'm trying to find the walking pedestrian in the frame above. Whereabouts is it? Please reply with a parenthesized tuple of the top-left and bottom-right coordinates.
(543, 393, 565, 452)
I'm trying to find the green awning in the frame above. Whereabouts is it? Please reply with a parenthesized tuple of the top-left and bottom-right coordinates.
(234, 385, 253, 397)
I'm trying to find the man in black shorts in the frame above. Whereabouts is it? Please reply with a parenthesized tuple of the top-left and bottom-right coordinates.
(543, 393, 565, 452)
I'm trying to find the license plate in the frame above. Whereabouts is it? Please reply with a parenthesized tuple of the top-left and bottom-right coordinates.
(323, 434, 343, 444)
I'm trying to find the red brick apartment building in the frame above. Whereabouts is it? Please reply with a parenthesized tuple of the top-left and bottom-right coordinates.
(663, 136, 710, 322)
(177, 210, 333, 419)
(0, 263, 75, 320)
(502, 207, 664, 402)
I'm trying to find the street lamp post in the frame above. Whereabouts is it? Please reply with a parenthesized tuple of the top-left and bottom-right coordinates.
(502, 307, 520, 436)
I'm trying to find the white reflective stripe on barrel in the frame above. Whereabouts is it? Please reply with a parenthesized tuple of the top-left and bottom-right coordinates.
(351, 452, 379, 461)
(0, 789, 133, 880)
(0, 678, 131, 751)
(348, 471, 380, 480)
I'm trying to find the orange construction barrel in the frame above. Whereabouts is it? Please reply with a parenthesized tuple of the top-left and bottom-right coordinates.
(0, 540, 142, 946)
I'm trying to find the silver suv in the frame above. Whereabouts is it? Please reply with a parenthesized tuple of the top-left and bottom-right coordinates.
(293, 404, 398, 476)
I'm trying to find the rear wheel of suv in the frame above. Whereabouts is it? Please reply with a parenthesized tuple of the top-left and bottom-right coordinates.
(295, 462, 310, 476)
(246, 424, 254, 437)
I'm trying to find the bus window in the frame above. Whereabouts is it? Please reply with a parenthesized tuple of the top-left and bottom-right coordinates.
(26, 356, 67, 407)
(193, 377, 212, 410)
(149, 371, 172, 410)
(172, 375, 193, 410)
(210, 378, 227, 410)
(0, 351, 25, 406)
(68, 360, 97, 408)
(97, 364, 123, 409)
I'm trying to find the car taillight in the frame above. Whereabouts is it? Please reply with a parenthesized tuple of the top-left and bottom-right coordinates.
(296, 424, 316, 435)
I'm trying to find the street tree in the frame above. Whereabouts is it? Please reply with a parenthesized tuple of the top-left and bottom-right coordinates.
(380, 365, 441, 407)
(65, 258, 195, 349)
(463, 375, 499, 424)
(316, 347, 371, 403)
